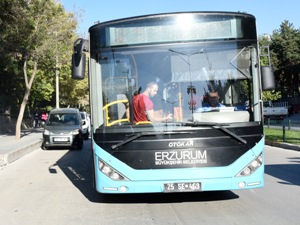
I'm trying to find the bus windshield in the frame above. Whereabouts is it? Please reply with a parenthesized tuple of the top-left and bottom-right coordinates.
(88, 12, 260, 129)
(99, 42, 256, 127)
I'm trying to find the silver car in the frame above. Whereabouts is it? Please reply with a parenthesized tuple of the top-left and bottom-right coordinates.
(42, 108, 84, 150)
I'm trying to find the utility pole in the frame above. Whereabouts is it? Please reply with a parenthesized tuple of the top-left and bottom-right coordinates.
(55, 55, 59, 108)
(55, 31, 59, 109)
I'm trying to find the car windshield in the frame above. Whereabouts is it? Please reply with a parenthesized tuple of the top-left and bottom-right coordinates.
(47, 113, 79, 125)
(80, 113, 86, 120)
(80, 113, 85, 120)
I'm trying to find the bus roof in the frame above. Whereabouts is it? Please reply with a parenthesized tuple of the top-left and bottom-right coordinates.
(89, 11, 255, 31)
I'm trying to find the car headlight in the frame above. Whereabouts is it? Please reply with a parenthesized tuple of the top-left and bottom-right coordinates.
(71, 129, 79, 135)
(43, 129, 50, 135)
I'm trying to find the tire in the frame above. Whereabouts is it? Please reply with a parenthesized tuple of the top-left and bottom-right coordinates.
(41, 143, 48, 150)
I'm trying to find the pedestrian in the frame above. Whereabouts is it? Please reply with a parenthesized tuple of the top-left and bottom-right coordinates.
(34, 112, 39, 128)
(41, 111, 48, 126)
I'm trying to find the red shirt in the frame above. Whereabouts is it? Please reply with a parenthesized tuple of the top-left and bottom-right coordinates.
(132, 94, 153, 124)
(41, 113, 48, 121)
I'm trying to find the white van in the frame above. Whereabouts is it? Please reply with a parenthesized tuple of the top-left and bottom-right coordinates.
(80, 111, 91, 140)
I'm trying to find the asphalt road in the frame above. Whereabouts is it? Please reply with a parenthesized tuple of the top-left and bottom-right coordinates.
(0, 140, 299, 225)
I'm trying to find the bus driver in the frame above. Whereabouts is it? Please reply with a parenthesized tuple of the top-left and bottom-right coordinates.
(197, 91, 225, 112)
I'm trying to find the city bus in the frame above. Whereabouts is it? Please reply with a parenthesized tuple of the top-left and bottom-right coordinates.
(72, 11, 275, 194)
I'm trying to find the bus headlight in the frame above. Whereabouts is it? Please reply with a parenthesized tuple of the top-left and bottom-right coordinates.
(236, 153, 263, 177)
(98, 158, 128, 181)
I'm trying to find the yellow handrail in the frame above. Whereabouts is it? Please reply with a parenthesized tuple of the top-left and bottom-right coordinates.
(136, 121, 152, 125)
(103, 99, 129, 126)
(103, 99, 153, 126)
(103, 99, 129, 110)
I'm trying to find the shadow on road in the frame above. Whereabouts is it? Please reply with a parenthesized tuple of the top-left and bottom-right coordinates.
(94, 191, 239, 204)
(265, 157, 300, 186)
(50, 140, 239, 203)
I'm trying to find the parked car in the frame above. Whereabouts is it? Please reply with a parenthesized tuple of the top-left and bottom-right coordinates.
(80, 111, 90, 140)
(42, 108, 84, 150)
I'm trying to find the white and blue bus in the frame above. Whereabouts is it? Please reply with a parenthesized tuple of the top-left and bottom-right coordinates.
(72, 11, 275, 194)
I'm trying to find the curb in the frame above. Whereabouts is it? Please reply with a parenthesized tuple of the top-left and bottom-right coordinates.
(0, 140, 42, 167)
(265, 141, 300, 151)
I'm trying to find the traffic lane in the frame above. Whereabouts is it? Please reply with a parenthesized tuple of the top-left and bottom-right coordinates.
(71, 142, 299, 224)
(0, 140, 239, 225)
(54, 142, 300, 203)
(0, 141, 299, 225)
(52, 140, 239, 203)
(62, 143, 300, 224)
(251, 146, 300, 224)
(265, 145, 300, 186)
(165, 147, 300, 225)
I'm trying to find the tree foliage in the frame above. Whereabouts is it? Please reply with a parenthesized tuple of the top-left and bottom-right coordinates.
(0, 0, 88, 139)
(270, 21, 300, 98)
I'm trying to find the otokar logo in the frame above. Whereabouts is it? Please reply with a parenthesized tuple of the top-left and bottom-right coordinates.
(168, 140, 194, 148)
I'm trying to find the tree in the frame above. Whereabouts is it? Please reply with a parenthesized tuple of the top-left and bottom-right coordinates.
(0, 1, 27, 115)
(270, 20, 300, 98)
(0, 0, 77, 139)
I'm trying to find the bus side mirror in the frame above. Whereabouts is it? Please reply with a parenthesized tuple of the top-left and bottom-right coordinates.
(261, 66, 275, 90)
(72, 38, 89, 80)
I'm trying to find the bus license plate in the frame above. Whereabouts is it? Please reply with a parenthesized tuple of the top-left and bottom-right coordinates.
(164, 182, 202, 192)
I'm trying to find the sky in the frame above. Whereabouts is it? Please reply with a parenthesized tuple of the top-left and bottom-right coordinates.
(59, 0, 299, 37)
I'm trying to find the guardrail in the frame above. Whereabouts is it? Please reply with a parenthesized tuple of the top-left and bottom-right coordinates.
(264, 116, 300, 143)
(264, 117, 300, 130)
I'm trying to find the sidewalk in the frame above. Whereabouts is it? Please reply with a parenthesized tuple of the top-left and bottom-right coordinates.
(0, 128, 43, 167)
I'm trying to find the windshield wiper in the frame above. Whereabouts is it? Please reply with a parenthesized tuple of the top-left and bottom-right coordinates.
(111, 132, 145, 150)
(217, 124, 247, 144)
(190, 122, 247, 144)
(111, 122, 247, 150)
